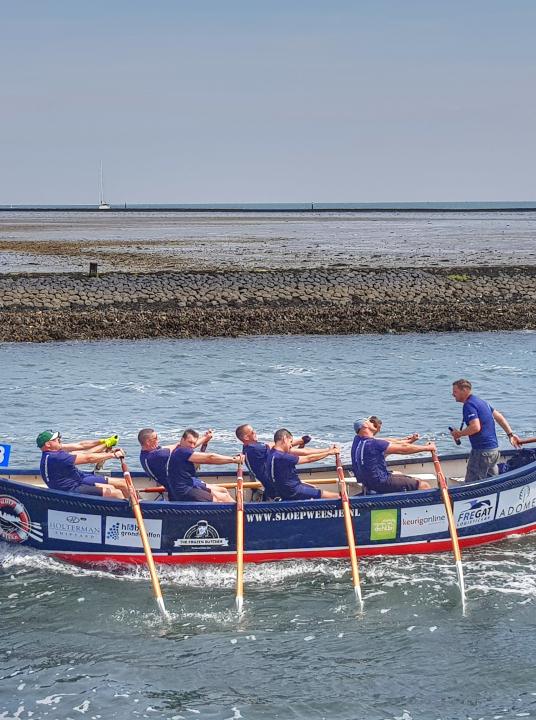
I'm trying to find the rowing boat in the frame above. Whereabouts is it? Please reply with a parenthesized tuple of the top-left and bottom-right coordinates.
(1, 451, 535, 566)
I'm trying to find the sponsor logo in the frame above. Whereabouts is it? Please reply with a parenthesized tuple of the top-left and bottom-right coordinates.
(453, 494, 497, 528)
(0, 495, 43, 544)
(496, 481, 536, 519)
(400, 504, 448, 538)
(105, 517, 162, 549)
(48, 510, 102, 544)
(174, 520, 229, 548)
(370, 509, 398, 541)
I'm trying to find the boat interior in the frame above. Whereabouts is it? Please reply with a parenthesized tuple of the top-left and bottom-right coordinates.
(1, 450, 517, 502)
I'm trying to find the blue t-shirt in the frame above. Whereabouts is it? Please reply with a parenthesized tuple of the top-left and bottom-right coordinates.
(167, 446, 198, 500)
(40, 450, 98, 492)
(351, 436, 390, 489)
(462, 395, 498, 450)
(140, 446, 171, 491)
(243, 442, 276, 499)
(267, 448, 302, 500)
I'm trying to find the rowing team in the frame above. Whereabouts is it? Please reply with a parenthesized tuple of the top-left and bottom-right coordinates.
(34, 379, 535, 503)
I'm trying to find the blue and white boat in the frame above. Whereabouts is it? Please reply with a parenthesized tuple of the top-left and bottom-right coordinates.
(1, 451, 535, 567)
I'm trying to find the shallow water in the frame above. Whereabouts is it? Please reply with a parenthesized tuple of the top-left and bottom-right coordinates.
(1, 331, 536, 719)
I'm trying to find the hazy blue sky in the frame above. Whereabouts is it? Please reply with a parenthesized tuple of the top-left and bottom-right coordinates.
(1, 1, 535, 204)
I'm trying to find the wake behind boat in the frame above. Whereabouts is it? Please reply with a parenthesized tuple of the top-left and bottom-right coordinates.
(1, 450, 535, 567)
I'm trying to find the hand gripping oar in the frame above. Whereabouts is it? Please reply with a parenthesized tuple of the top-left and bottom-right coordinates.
(335, 452, 363, 607)
(116, 453, 170, 620)
(430, 449, 466, 612)
(235, 461, 245, 613)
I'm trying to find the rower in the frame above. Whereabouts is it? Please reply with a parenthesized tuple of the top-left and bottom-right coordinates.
(267, 428, 340, 500)
(164, 428, 241, 503)
(37, 429, 128, 498)
(235, 424, 313, 501)
(137, 427, 233, 502)
(351, 418, 433, 494)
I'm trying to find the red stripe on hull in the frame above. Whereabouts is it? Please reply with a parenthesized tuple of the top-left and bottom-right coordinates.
(51, 521, 536, 567)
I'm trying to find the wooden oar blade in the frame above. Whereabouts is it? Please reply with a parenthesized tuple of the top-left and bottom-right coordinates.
(431, 450, 466, 611)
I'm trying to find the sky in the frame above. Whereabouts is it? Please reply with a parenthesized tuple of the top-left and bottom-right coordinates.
(1, 0, 536, 204)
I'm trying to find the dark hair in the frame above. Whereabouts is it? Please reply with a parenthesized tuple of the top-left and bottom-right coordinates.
(274, 428, 292, 443)
(182, 428, 199, 440)
(368, 416, 382, 429)
(453, 379, 472, 391)
(137, 428, 155, 445)
(235, 424, 250, 441)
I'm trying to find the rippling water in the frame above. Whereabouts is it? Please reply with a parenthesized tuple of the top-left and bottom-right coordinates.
(1, 332, 536, 719)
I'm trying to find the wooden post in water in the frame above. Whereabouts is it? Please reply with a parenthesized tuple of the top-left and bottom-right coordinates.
(89, 262, 98, 277)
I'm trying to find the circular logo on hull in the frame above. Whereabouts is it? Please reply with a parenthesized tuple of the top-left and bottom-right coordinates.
(0, 495, 31, 543)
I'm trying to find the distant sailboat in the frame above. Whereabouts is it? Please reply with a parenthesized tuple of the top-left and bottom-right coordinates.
(98, 161, 111, 210)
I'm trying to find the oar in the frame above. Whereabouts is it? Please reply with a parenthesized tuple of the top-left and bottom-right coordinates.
(430, 449, 466, 612)
(235, 461, 245, 613)
(335, 452, 363, 607)
(139, 476, 357, 494)
(116, 453, 170, 620)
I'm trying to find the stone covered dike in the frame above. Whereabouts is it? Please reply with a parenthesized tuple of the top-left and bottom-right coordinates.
(0, 267, 534, 342)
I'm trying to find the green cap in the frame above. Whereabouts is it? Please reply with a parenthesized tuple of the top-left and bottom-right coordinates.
(36, 430, 60, 448)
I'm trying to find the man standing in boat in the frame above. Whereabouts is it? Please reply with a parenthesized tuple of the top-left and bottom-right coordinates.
(351, 419, 433, 493)
(37, 430, 128, 498)
(450, 378, 521, 482)
(235, 424, 313, 500)
(137, 427, 233, 502)
(267, 428, 340, 500)
(161, 428, 241, 502)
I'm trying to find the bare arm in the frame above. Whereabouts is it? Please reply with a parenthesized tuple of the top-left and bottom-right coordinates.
(451, 419, 481, 440)
(295, 447, 338, 464)
(385, 442, 436, 456)
(189, 451, 243, 466)
(291, 446, 324, 457)
(382, 433, 419, 444)
(62, 439, 106, 452)
(71, 448, 121, 465)
(492, 410, 521, 448)
(519, 436, 536, 445)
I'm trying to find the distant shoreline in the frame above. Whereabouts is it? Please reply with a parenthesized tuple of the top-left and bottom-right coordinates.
(2, 202, 536, 213)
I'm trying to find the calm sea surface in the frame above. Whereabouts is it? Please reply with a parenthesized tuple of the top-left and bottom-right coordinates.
(1, 332, 536, 720)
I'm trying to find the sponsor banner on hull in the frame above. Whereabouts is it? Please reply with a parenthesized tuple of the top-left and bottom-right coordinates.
(401, 504, 447, 538)
(496, 481, 536, 519)
(105, 517, 162, 549)
(453, 493, 498, 528)
(48, 510, 102, 544)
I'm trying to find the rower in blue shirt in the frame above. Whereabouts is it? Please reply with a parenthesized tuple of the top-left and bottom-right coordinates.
(450, 379, 521, 482)
(37, 429, 128, 498)
(138, 427, 235, 502)
(235, 424, 313, 500)
(350, 419, 433, 494)
(267, 428, 340, 501)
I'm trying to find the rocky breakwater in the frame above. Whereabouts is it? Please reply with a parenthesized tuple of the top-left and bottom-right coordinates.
(0, 267, 534, 342)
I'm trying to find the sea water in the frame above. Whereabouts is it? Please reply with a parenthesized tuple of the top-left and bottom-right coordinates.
(1, 331, 535, 719)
